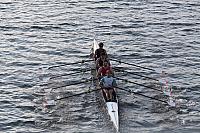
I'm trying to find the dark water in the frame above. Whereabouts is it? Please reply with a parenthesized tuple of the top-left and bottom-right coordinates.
(0, 0, 200, 132)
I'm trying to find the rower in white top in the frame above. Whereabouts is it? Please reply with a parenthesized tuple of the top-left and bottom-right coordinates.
(99, 70, 117, 102)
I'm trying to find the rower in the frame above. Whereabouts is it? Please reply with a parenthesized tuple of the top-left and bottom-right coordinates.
(94, 42, 107, 61)
(96, 53, 110, 70)
(97, 60, 113, 79)
(99, 70, 117, 102)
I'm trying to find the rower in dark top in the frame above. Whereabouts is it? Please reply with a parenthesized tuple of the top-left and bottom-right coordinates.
(96, 53, 110, 70)
(94, 42, 107, 61)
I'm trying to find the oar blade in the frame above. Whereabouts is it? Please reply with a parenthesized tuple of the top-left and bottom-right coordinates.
(163, 89, 171, 96)
(43, 100, 56, 106)
(167, 97, 176, 107)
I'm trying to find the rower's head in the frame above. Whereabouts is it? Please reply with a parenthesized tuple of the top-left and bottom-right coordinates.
(103, 61, 109, 66)
(98, 42, 104, 48)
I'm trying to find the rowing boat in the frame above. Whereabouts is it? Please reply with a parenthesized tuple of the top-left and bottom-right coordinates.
(91, 39, 119, 132)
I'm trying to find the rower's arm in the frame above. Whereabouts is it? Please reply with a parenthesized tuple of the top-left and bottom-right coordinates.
(104, 49, 108, 57)
(112, 79, 117, 87)
(99, 78, 104, 88)
(93, 49, 98, 60)
(110, 67, 115, 77)
(97, 67, 102, 78)
(96, 58, 100, 68)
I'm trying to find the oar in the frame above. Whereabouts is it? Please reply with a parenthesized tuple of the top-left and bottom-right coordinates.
(48, 59, 93, 69)
(114, 67, 159, 81)
(117, 87, 176, 106)
(110, 58, 155, 72)
(39, 68, 96, 87)
(49, 68, 91, 79)
(115, 77, 162, 92)
(49, 78, 98, 92)
(56, 87, 102, 100)
(44, 87, 102, 106)
(117, 87, 167, 104)
(118, 87, 200, 111)
(114, 68, 191, 93)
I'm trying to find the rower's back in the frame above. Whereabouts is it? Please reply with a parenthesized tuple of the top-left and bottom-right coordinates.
(94, 42, 107, 61)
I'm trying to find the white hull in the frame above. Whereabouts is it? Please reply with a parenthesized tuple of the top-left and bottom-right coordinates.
(106, 102, 119, 131)
(93, 39, 119, 132)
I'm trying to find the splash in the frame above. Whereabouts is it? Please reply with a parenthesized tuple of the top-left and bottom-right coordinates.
(160, 71, 176, 107)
